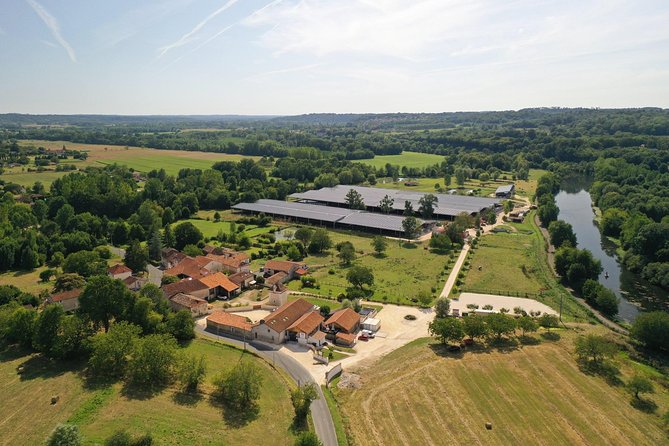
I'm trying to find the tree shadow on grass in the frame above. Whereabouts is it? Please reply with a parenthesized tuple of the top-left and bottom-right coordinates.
(518, 335, 541, 346)
(630, 397, 658, 413)
(289, 416, 309, 435)
(172, 390, 203, 407)
(540, 331, 561, 342)
(488, 337, 520, 353)
(120, 382, 167, 400)
(17, 354, 83, 382)
(209, 394, 259, 428)
(577, 359, 623, 387)
(0, 344, 32, 362)
(428, 343, 466, 359)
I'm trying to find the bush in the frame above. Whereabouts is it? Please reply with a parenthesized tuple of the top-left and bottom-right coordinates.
(46, 424, 82, 446)
(631, 311, 669, 353)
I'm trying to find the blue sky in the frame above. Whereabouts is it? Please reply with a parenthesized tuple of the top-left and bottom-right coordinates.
(1, 0, 668, 114)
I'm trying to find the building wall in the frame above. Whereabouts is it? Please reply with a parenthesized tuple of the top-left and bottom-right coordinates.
(268, 290, 288, 307)
(252, 324, 284, 344)
(207, 320, 252, 338)
(111, 271, 132, 281)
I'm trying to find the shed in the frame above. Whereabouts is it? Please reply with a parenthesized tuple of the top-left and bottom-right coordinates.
(361, 317, 381, 332)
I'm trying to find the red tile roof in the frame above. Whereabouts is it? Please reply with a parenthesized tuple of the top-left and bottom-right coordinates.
(265, 260, 305, 274)
(165, 257, 210, 279)
(108, 264, 132, 275)
(265, 271, 288, 286)
(261, 298, 315, 333)
(199, 272, 240, 293)
(228, 271, 254, 286)
(288, 311, 324, 334)
(336, 332, 357, 345)
(169, 292, 207, 309)
(324, 308, 360, 333)
(50, 288, 83, 302)
(162, 279, 208, 298)
(208, 311, 254, 331)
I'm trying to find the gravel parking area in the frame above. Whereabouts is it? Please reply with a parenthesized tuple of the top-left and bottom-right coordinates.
(451, 292, 558, 315)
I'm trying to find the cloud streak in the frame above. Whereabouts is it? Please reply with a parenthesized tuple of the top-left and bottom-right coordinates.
(26, 0, 77, 62)
(158, 0, 239, 57)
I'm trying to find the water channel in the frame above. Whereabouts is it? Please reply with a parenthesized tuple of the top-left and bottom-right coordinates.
(554, 176, 668, 322)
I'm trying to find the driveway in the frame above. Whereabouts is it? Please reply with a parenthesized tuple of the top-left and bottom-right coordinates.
(194, 320, 338, 446)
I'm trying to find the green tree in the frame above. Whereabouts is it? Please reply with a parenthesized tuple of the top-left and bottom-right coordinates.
(548, 220, 577, 248)
(418, 194, 438, 219)
(631, 311, 669, 353)
(294, 228, 313, 245)
(417, 290, 432, 307)
(574, 334, 617, 366)
(33, 304, 64, 357)
(139, 283, 169, 316)
(124, 240, 148, 273)
(89, 322, 141, 378)
(338, 243, 356, 265)
(291, 383, 320, 422)
(62, 251, 107, 278)
(166, 310, 195, 341)
(429, 317, 464, 345)
(52, 314, 91, 360)
(213, 361, 263, 410)
(627, 375, 654, 400)
(173, 222, 203, 250)
(294, 432, 322, 446)
(485, 313, 516, 340)
(595, 287, 619, 317)
(538, 202, 559, 227)
(429, 233, 452, 252)
(345, 188, 366, 210)
(182, 244, 202, 257)
(503, 200, 514, 213)
(600, 208, 628, 237)
(5, 306, 37, 348)
(346, 265, 374, 290)
(308, 228, 332, 254)
(177, 353, 207, 392)
(463, 314, 488, 341)
(127, 334, 178, 385)
(287, 245, 302, 261)
(79, 275, 134, 332)
(378, 194, 394, 214)
(148, 229, 162, 262)
(402, 216, 418, 240)
(516, 316, 539, 337)
(46, 424, 82, 446)
(52, 273, 85, 292)
(434, 297, 450, 318)
(371, 236, 388, 256)
(162, 224, 176, 249)
(539, 314, 559, 331)
(403, 200, 413, 216)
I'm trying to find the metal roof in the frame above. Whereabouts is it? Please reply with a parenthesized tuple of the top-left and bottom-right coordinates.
(232, 199, 427, 232)
(495, 184, 515, 194)
(290, 185, 499, 217)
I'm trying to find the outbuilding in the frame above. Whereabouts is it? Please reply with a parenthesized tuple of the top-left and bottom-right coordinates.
(361, 317, 381, 333)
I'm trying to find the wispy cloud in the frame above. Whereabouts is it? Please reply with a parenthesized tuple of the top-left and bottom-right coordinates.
(158, 0, 239, 57)
(26, 0, 77, 62)
(0, 25, 6, 36)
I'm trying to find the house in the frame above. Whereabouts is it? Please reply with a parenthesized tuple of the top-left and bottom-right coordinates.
(287, 311, 326, 346)
(198, 272, 240, 300)
(265, 271, 288, 287)
(495, 184, 515, 198)
(324, 308, 361, 334)
(161, 248, 188, 269)
(123, 275, 147, 291)
(168, 293, 209, 317)
(335, 332, 357, 347)
(268, 283, 288, 307)
(108, 264, 132, 280)
(207, 311, 254, 339)
(162, 279, 209, 301)
(263, 260, 308, 280)
(48, 288, 83, 312)
(228, 271, 255, 289)
(164, 257, 211, 280)
(206, 253, 251, 274)
(251, 298, 315, 344)
(195, 256, 223, 273)
(508, 210, 526, 223)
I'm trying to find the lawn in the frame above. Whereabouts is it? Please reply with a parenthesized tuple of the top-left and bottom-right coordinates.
(462, 211, 591, 322)
(274, 229, 449, 305)
(0, 267, 52, 295)
(171, 219, 277, 240)
(334, 329, 669, 446)
(0, 338, 297, 446)
(353, 151, 445, 169)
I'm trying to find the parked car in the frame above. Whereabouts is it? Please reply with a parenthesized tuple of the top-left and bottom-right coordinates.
(361, 329, 375, 338)
(358, 333, 369, 341)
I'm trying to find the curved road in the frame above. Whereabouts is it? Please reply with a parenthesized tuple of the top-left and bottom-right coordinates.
(196, 327, 338, 446)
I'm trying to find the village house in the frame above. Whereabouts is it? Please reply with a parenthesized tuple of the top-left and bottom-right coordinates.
(265, 271, 288, 287)
(268, 283, 289, 307)
(162, 279, 209, 301)
(287, 311, 326, 346)
(206, 253, 250, 274)
(47, 288, 83, 312)
(168, 292, 209, 317)
(207, 311, 254, 339)
(164, 257, 211, 280)
(251, 298, 315, 344)
(263, 260, 308, 281)
(324, 308, 361, 334)
(122, 275, 147, 292)
(161, 248, 188, 269)
(228, 271, 255, 289)
(198, 272, 240, 300)
(108, 264, 132, 280)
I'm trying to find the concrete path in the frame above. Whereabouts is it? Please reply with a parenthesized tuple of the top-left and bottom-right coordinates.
(195, 325, 338, 446)
(439, 243, 471, 298)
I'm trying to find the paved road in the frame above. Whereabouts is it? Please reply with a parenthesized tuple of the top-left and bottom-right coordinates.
(196, 327, 338, 446)
(108, 246, 163, 286)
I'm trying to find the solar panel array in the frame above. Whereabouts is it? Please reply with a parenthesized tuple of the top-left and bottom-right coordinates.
(232, 199, 425, 233)
(290, 185, 499, 217)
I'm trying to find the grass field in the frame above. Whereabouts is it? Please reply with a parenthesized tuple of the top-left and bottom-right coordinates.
(462, 211, 590, 322)
(334, 329, 669, 446)
(0, 338, 297, 446)
(3, 140, 259, 186)
(254, 229, 449, 305)
(353, 151, 445, 169)
(171, 218, 278, 240)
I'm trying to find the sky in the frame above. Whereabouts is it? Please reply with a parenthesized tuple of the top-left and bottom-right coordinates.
(0, 0, 668, 115)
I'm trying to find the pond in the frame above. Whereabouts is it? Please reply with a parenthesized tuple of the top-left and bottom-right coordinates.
(555, 176, 668, 322)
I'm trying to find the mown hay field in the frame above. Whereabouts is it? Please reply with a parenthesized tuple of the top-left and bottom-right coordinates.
(334, 330, 669, 446)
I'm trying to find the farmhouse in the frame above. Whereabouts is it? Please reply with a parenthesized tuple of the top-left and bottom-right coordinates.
(263, 260, 308, 280)
(228, 271, 255, 289)
(251, 298, 315, 344)
(207, 311, 254, 339)
(168, 292, 208, 317)
(48, 288, 83, 312)
(161, 248, 187, 269)
(108, 264, 132, 280)
(287, 311, 326, 346)
(324, 308, 361, 334)
(164, 257, 211, 280)
(198, 272, 240, 300)
(162, 279, 209, 301)
(122, 275, 146, 291)
(495, 184, 515, 198)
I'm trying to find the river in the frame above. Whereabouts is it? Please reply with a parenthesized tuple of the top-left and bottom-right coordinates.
(554, 176, 668, 322)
